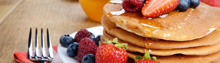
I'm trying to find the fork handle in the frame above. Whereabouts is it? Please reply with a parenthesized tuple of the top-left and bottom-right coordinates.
(38, 60, 46, 63)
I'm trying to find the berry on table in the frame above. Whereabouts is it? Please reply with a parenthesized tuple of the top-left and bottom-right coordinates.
(60, 35, 74, 48)
(82, 54, 95, 63)
(66, 42, 79, 57)
(122, 0, 145, 12)
(77, 38, 98, 62)
(74, 29, 91, 42)
(176, 0, 191, 12)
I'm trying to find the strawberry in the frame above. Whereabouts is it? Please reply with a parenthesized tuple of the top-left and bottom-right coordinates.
(95, 38, 128, 63)
(136, 60, 157, 63)
(135, 51, 159, 63)
(142, 0, 179, 18)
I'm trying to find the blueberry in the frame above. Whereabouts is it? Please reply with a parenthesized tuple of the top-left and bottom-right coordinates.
(96, 35, 101, 42)
(60, 35, 74, 48)
(95, 35, 102, 46)
(176, 0, 191, 12)
(82, 54, 95, 63)
(190, 0, 200, 8)
(88, 32, 99, 46)
(88, 36, 98, 46)
(90, 32, 95, 38)
(67, 42, 79, 57)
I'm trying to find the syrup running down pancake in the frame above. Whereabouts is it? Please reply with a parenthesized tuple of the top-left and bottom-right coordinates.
(101, 31, 220, 56)
(103, 2, 220, 41)
(102, 16, 220, 49)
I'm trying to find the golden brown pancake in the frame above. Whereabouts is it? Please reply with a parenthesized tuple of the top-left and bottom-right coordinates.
(102, 16, 220, 49)
(103, 2, 220, 41)
(127, 51, 220, 63)
(101, 31, 220, 56)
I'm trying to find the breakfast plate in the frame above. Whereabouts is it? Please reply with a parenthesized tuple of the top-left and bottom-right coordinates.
(57, 26, 103, 63)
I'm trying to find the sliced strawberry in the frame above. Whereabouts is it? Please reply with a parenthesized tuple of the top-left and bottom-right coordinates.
(142, 0, 179, 18)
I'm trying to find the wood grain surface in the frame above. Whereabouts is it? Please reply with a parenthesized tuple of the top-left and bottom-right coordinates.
(0, 0, 21, 23)
(0, 0, 100, 62)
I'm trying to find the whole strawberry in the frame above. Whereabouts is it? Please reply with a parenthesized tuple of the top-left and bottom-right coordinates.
(135, 52, 159, 63)
(136, 60, 157, 63)
(77, 38, 98, 62)
(95, 38, 128, 63)
(74, 29, 91, 42)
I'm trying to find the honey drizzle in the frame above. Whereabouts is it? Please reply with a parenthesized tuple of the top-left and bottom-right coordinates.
(105, 19, 119, 30)
(144, 38, 158, 53)
(107, 1, 162, 53)
(107, 8, 163, 36)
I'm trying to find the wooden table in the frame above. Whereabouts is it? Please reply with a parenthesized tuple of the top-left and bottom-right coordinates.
(0, 0, 100, 62)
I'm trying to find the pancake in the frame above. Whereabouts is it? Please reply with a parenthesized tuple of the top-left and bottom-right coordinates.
(101, 16, 220, 49)
(127, 51, 220, 63)
(101, 31, 220, 56)
(103, 2, 220, 41)
(128, 51, 220, 63)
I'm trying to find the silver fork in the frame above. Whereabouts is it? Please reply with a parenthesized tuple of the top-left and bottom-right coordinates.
(27, 28, 53, 63)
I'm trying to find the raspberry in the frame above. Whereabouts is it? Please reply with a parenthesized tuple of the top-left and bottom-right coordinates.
(131, 0, 145, 5)
(122, 0, 145, 12)
(74, 29, 91, 42)
(77, 38, 98, 62)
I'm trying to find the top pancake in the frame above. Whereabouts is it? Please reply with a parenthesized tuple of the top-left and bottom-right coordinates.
(101, 16, 220, 49)
(103, 2, 220, 41)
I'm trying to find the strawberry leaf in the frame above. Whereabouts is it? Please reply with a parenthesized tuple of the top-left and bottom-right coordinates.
(152, 56, 157, 61)
(112, 38, 119, 44)
(134, 56, 142, 62)
(157, 61, 160, 63)
(115, 43, 128, 49)
(103, 38, 128, 49)
(144, 51, 151, 60)
(103, 40, 112, 44)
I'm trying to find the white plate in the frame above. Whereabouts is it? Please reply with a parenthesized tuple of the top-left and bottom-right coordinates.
(58, 26, 103, 63)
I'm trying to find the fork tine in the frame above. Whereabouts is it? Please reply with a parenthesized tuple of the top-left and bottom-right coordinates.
(47, 28, 54, 59)
(35, 28, 42, 58)
(41, 28, 47, 58)
(28, 28, 53, 61)
(27, 28, 33, 59)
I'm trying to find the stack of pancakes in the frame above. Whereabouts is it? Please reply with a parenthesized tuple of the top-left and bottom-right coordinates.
(100, 2, 220, 63)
